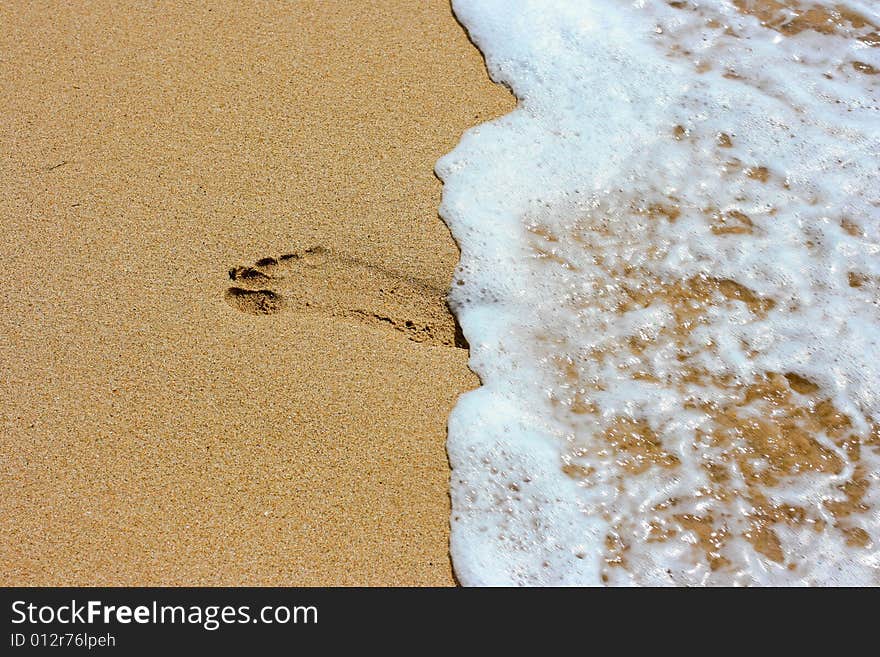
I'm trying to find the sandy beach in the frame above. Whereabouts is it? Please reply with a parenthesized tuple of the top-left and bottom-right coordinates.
(0, 1, 513, 585)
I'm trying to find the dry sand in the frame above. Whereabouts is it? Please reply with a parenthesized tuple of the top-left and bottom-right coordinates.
(0, 1, 513, 585)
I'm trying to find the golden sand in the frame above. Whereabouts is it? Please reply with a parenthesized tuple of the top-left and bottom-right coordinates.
(0, 1, 513, 585)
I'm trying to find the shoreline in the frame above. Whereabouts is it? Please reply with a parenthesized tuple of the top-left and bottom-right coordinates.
(0, 1, 513, 585)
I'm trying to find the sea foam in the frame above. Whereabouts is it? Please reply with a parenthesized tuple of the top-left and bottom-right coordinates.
(437, 0, 880, 585)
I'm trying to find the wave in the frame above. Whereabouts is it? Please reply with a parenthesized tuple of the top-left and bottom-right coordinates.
(437, 0, 880, 585)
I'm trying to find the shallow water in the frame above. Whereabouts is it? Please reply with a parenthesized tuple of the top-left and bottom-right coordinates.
(438, 0, 880, 585)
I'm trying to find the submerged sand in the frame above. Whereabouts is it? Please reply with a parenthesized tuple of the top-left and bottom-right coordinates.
(0, 1, 513, 585)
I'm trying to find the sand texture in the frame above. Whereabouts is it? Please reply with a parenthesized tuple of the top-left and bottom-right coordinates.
(0, 1, 513, 585)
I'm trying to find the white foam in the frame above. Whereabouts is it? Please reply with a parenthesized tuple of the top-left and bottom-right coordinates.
(438, 0, 880, 585)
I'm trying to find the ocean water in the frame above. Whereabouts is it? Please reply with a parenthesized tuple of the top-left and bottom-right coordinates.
(437, 0, 880, 585)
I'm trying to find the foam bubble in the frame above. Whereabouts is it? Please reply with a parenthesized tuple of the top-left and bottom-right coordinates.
(438, 0, 880, 585)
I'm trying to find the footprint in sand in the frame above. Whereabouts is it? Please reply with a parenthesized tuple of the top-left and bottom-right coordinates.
(224, 246, 468, 349)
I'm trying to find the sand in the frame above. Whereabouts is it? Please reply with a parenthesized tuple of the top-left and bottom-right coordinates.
(0, 1, 513, 585)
